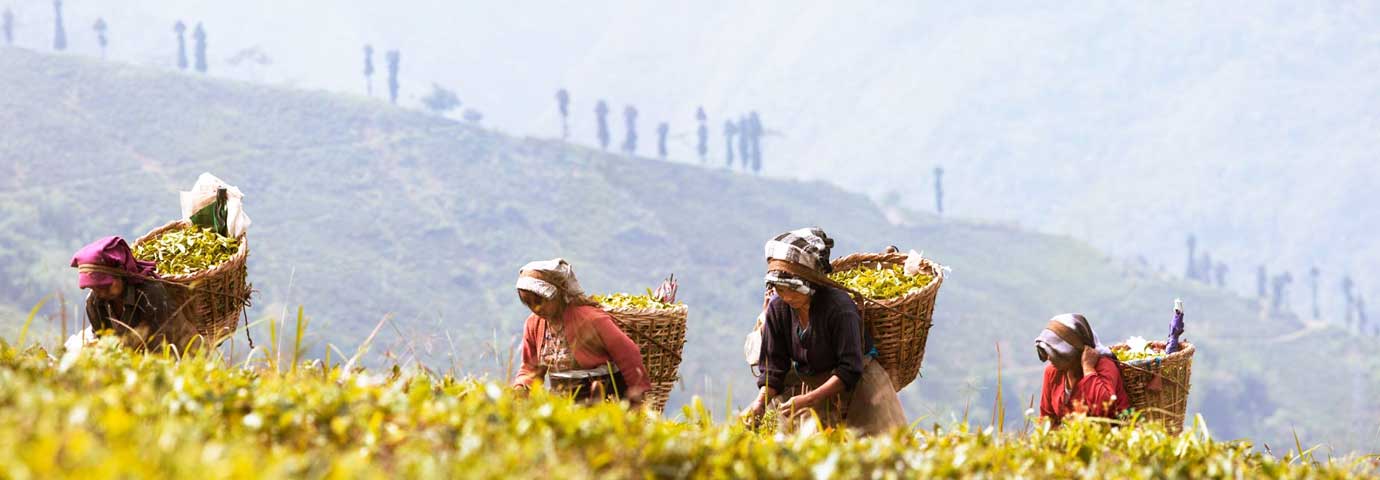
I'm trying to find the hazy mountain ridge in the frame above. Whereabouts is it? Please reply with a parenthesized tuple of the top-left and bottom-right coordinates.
(2, 47, 1377, 453)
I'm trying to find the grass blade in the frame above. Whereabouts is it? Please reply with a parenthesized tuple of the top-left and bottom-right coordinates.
(291, 305, 307, 373)
(19, 295, 54, 348)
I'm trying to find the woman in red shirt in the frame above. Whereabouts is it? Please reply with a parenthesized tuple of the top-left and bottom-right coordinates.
(510, 258, 650, 408)
(1035, 313, 1130, 426)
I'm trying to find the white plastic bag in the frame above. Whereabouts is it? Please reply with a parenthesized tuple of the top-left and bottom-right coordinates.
(903, 249, 925, 276)
(180, 172, 252, 238)
(744, 311, 765, 366)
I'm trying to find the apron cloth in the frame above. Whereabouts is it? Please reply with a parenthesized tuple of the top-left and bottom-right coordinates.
(771, 358, 907, 436)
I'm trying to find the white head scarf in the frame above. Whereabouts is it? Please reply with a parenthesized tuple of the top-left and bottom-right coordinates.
(515, 258, 587, 302)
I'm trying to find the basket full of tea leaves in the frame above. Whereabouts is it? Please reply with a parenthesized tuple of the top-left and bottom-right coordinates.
(132, 220, 251, 344)
(829, 250, 946, 392)
(591, 278, 687, 412)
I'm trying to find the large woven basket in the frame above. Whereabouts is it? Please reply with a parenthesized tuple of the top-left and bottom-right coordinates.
(134, 220, 252, 346)
(830, 252, 945, 392)
(601, 304, 688, 412)
(1110, 341, 1195, 434)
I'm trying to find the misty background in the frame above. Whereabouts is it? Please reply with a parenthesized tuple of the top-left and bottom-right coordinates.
(2, 0, 1378, 453)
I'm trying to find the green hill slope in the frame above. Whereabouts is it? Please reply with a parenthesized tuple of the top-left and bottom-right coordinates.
(1, 47, 1376, 453)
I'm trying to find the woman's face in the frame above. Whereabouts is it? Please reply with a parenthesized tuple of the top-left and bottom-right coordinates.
(774, 287, 811, 310)
(91, 277, 124, 302)
(1048, 351, 1077, 372)
(519, 290, 565, 320)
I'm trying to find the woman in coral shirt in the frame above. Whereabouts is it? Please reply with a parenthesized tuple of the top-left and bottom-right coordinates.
(1035, 314, 1130, 426)
(510, 258, 649, 408)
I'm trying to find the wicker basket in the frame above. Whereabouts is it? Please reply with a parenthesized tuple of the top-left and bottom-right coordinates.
(133, 220, 252, 346)
(830, 252, 945, 392)
(601, 304, 688, 412)
(1110, 341, 1195, 434)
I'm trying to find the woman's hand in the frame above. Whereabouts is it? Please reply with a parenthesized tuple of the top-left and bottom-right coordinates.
(739, 400, 767, 426)
(625, 385, 648, 410)
(779, 392, 817, 413)
(1080, 346, 1100, 375)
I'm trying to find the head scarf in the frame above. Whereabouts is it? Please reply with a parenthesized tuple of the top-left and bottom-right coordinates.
(515, 258, 597, 306)
(1034, 313, 1112, 363)
(764, 227, 835, 273)
(763, 227, 836, 295)
(70, 236, 157, 288)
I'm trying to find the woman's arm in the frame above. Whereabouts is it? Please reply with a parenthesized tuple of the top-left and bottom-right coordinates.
(512, 315, 546, 389)
(1074, 356, 1126, 417)
(757, 298, 793, 392)
(830, 296, 866, 391)
(588, 311, 651, 399)
(781, 375, 846, 412)
(1039, 366, 1061, 425)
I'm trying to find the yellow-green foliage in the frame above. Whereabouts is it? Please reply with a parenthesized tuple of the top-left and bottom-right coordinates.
(1116, 347, 1168, 363)
(0, 338, 1372, 479)
(132, 226, 240, 276)
(829, 264, 934, 300)
(592, 292, 678, 310)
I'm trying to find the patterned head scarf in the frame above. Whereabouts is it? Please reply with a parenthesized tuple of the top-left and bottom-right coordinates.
(763, 227, 836, 295)
(515, 258, 595, 306)
(70, 236, 157, 288)
(1034, 313, 1112, 363)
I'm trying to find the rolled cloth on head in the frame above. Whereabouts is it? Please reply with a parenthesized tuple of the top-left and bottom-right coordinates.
(1034, 313, 1112, 363)
(763, 269, 814, 295)
(763, 227, 840, 295)
(515, 258, 595, 305)
(70, 236, 157, 288)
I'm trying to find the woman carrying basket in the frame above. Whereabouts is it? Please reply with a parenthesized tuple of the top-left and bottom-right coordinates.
(1034, 313, 1130, 426)
(511, 258, 650, 409)
(71, 236, 199, 350)
(739, 228, 907, 435)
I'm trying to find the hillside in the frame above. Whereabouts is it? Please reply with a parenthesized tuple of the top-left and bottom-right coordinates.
(38, 0, 1380, 316)
(1, 47, 1378, 454)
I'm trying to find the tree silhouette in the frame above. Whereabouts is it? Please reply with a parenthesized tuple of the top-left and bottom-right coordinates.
(695, 107, 708, 163)
(2, 9, 13, 46)
(192, 23, 207, 73)
(385, 50, 400, 104)
(723, 119, 737, 167)
(462, 108, 483, 124)
(1185, 235, 1197, 280)
(737, 115, 750, 170)
(1270, 272, 1292, 312)
(1358, 295, 1369, 334)
(1214, 262, 1227, 288)
(622, 105, 639, 155)
(594, 100, 610, 150)
(174, 21, 188, 70)
(1343, 275, 1355, 327)
(1309, 266, 1320, 319)
(934, 166, 945, 215)
(52, 0, 66, 51)
(363, 45, 374, 96)
(93, 18, 107, 58)
(421, 83, 460, 115)
(556, 89, 570, 140)
(748, 111, 763, 173)
(656, 122, 669, 159)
